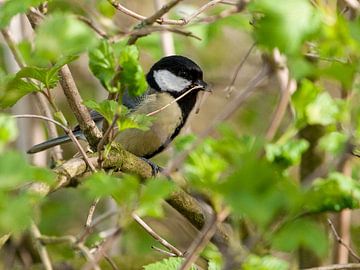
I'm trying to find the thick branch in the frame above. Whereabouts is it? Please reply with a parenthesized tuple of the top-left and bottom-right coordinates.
(31, 144, 230, 249)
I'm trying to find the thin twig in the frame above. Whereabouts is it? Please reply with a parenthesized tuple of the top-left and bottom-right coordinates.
(226, 42, 256, 97)
(147, 85, 204, 116)
(76, 15, 108, 38)
(154, 0, 176, 56)
(110, 25, 201, 41)
(109, 0, 226, 26)
(37, 234, 101, 270)
(30, 222, 53, 270)
(327, 218, 360, 262)
(179, 208, 230, 270)
(86, 198, 101, 228)
(13, 114, 96, 172)
(265, 48, 297, 140)
(152, 246, 177, 257)
(303, 263, 360, 270)
(132, 213, 183, 256)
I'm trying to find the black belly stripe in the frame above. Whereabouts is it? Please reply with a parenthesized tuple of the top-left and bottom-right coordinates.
(143, 90, 199, 159)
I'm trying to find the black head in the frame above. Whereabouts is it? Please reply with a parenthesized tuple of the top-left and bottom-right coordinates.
(146, 55, 208, 94)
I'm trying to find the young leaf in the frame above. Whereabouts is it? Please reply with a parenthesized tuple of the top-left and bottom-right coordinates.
(34, 13, 98, 62)
(243, 255, 289, 270)
(0, 114, 18, 150)
(84, 99, 120, 123)
(89, 40, 119, 92)
(0, 75, 39, 108)
(143, 257, 197, 270)
(306, 172, 360, 212)
(266, 139, 309, 169)
(249, 0, 320, 55)
(271, 218, 328, 257)
(0, 0, 44, 28)
(119, 45, 147, 96)
(137, 179, 175, 217)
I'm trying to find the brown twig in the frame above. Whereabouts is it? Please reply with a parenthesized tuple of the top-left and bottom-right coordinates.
(265, 48, 297, 141)
(30, 222, 53, 270)
(86, 198, 101, 228)
(226, 42, 256, 97)
(327, 218, 360, 262)
(303, 263, 360, 270)
(76, 15, 108, 38)
(179, 208, 230, 270)
(38, 234, 101, 270)
(110, 25, 201, 41)
(132, 213, 183, 256)
(116, 0, 226, 26)
(13, 114, 96, 172)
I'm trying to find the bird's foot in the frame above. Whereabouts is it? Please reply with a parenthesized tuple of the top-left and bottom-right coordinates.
(140, 158, 163, 176)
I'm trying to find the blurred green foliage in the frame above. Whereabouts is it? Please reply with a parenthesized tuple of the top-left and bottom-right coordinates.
(1, 0, 360, 269)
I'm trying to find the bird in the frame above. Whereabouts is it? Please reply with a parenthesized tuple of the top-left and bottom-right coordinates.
(27, 55, 209, 166)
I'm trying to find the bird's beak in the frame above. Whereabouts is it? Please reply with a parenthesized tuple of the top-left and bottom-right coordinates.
(195, 79, 210, 92)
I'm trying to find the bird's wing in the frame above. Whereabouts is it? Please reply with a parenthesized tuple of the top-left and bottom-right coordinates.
(122, 87, 154, 110)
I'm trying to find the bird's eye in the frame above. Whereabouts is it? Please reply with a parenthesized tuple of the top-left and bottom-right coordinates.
(179, 71, 187, 77)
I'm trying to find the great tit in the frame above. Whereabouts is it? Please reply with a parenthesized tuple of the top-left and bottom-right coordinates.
(27, 55, 209, 159)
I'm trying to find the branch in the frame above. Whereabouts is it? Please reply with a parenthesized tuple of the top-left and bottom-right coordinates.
(265, 48, 297, 140)
(30, 222, 53, 270)
(132, 213, 183, 256)
(13, 114, 96, 172)
(327, 218, 360, 262)
(303, 264, 360, 270)
(180, 208, 230, 270)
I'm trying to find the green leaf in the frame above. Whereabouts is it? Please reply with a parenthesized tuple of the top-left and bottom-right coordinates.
(84, 99, 120, 123)
(318, 131, 348, 155)
(0, 75, 39, 108)
(266, 139, 309, 169)
(119, 45, 147, 96)
(89, 41, 147, 95)
(0, 151, 54, 189)
(143, 257, 196, 270)
(89, 40, 119, 92)
(243, 255, 289, 270)
(83, 172, 140, 207)
(271, 218, 328, 257)
(0, 114, 18, 149)
(34, 13, 99, 62)
(118, 113, 153, 132)
(0, 0, 44, 28)
(96, 0, 116, 18)
(249, 0, 320, 55)
(306, 172, 360, 212)
(0, 192, 34, 234)
(291, 79, 321, 127)
(306, 92, 343, 126)
(137, 179, 175, 217)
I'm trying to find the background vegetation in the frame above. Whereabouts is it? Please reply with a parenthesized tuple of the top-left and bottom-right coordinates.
(1, 0, 360, 269)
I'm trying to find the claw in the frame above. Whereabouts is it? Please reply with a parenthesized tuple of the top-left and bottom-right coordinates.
(140, 158, 163, 176)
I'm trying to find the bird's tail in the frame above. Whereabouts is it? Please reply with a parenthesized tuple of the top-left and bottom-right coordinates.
(27, 132, 83, 154)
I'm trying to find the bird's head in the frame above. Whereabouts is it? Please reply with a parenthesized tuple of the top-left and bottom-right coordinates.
(146, 55, 209, 95)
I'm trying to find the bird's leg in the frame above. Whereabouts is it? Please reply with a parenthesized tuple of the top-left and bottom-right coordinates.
(140, 157, 163, 176)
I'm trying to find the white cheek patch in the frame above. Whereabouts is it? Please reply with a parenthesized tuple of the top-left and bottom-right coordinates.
(154, 69, 191, 92)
